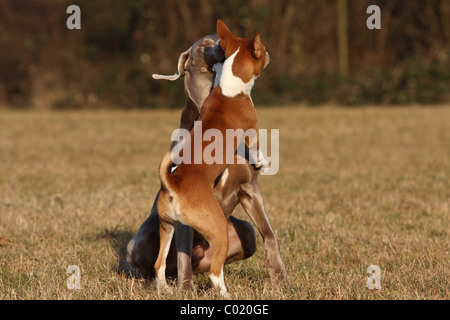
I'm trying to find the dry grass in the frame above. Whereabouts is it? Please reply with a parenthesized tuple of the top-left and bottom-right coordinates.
(0, 106, 449, 300)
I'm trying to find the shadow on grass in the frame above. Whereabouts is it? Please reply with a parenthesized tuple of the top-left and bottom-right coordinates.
(95, 225, 144, 279)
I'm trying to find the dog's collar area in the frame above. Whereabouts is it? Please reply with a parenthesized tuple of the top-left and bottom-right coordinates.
(219, 47, 256, 98)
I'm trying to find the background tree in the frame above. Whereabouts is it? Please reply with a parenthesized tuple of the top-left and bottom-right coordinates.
(0, 0, 448, 108)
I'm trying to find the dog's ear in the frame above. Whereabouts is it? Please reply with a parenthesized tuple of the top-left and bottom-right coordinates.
(217, 19, 233, 49)
(152, 48, 190, 81)
(252, 32, 263, 59)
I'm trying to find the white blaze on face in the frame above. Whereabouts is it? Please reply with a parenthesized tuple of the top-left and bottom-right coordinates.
(219, 47, 256, 98)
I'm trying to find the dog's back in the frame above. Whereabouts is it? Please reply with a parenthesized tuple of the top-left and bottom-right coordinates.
(154, 20, 270, 298)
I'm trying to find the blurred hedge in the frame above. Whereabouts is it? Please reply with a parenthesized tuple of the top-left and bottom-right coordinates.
(0, 0, 449, 109)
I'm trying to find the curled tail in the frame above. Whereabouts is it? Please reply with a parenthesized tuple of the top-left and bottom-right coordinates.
(159, 151, 179, 195)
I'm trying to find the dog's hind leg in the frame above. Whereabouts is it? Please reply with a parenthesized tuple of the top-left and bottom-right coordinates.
(181, 192, 230, 298)
(154, 219, 175, 291)
(203, 217, 230, 299)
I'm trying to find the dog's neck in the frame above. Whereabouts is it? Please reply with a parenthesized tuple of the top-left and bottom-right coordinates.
(218, 47, 256, 98)
(212, 62, 223, 88)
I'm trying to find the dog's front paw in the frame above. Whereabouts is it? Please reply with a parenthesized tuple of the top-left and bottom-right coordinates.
(255, 156, 270, 173)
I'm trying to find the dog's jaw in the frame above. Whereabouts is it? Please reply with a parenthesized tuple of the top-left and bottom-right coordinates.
(219, 47, 256, 98)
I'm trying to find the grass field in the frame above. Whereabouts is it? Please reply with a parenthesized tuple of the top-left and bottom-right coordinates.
(0, 106, 449, 300)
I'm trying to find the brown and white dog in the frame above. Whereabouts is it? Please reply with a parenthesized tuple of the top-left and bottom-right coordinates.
(125, 22, 287, 294)
(154, 20, 275, 298)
